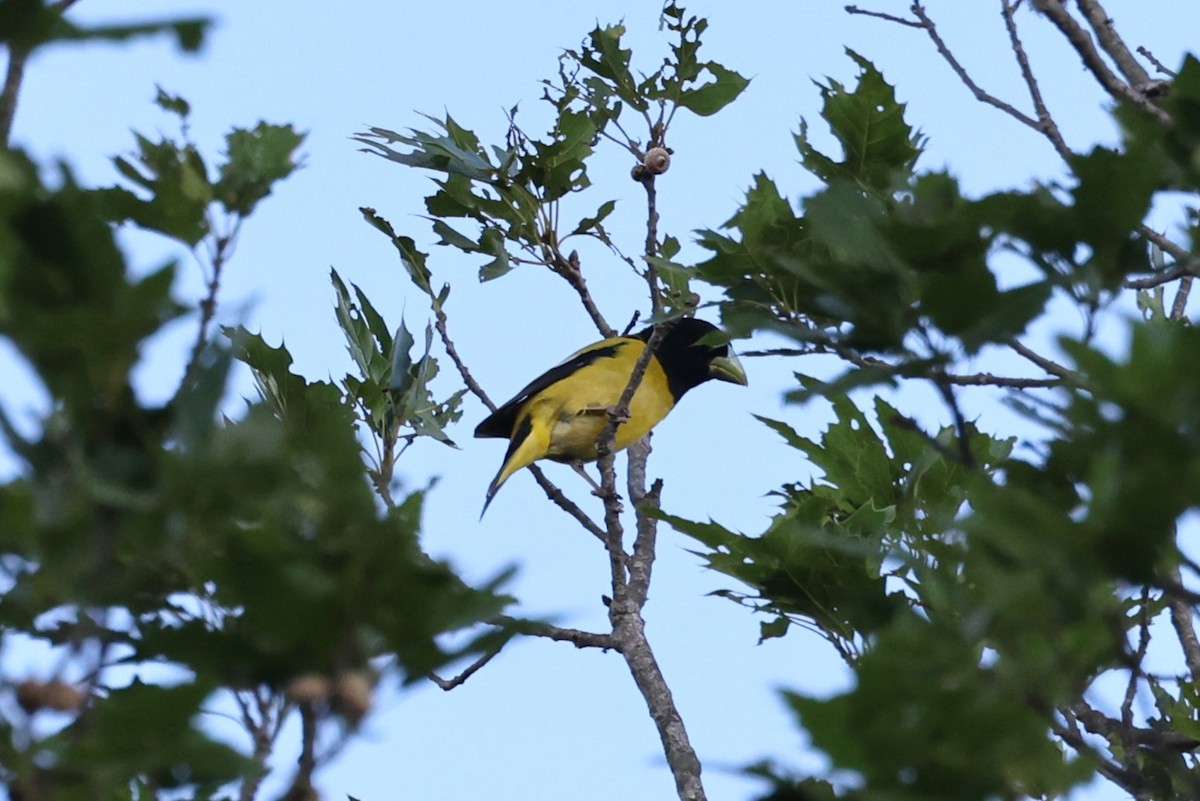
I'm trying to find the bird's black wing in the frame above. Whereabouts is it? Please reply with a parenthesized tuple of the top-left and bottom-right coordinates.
(474, 342, 623, 439)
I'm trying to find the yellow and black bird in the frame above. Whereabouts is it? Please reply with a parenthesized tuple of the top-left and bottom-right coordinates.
(475, 317, 747, 514)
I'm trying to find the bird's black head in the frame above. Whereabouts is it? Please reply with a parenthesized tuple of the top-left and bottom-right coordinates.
(636, 318, 747, 401)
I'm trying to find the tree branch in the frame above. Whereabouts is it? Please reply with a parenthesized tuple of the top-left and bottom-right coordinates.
(906, 3, 1043, 131)
(1073, 0, 1152, 89)
(1032, 0, 1171, 124)
(529, 465, 608, 542)
(844, 5, 923, 28)
(610, 601, 706, 801)
(1001, 0, 1074, 160)
(1009, 339, 1078, 381)
(1125, 263, 1200, 290)
(548, 248, 617, 338)
(429, 644, 505, 691)
(1136, 45, 1177, 78)
(1166, 568, 1200, 682)
(0, 46, 30, 148)
(506, 618, 617, 650)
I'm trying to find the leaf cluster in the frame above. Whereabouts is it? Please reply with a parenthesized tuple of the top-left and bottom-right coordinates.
(694, 51, 1193, 374)
(0, 85, 508, 800)
(353, 3, 747, 296)
(670, 47, 1200, 801)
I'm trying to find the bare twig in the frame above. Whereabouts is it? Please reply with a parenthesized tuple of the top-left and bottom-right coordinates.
(930, 369, 976, 467)
(1055, 706, 1141, 789)
(748, 346, 1061, 388)
(1165, 568, 1200, 681)
(626, 463, 663, 609)
(908, 3, 1043, 131)
(432, 300, 494, 411)
(1001, 0, 1073, 160)
(0, 1, 80, 144)
(1073, 0, 1152, 89)
(548, 248, 617, 338)
(236, 689, 282, 801)
(1136, 46, 1177, 78)
(844, 5, 923, 28)
(1033, 0, 1171, 125)
(1171, 276, 1193, 319)
(1125, 263, 1200, 290)
(1119, 588, 1153, 775)
(0, 47, 29, 147)
(284, 702, 319, 800)
(504, 617, 618, 650)
(640, 175, 663, 317)
(430, 643, 506, 691)
(181, 219, 241, 389)
(1009, 339, 1078, 380)
(1140, 226, 1191, 263)
(527, 466, 608, 541)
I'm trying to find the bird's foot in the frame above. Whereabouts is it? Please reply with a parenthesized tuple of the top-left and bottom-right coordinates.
(571, 462, 624, 510)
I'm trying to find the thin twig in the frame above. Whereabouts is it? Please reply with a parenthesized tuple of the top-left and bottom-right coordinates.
(1054, 707, 1141, 789)
(181, 223, 240, 388)
(286, 702, 319, 799)
(1125, 263, 1200, 290)
(1171, 276, 1193, 319)
(908, 3, 1042, 131)
(504, 617, 618, 650)
(432, 299, 494, 410)
(640, 175, 663, 317)
(548, 249, 617, 338)
(747, 346, 1061, 388)
(1136, 46, 1177, 78)
(1119, 588, 1153, 776)
(529, 466, 608, 542)
(0, 1, 80, 144)
(430, 643, 505, 690)
(1165, 568, 1200, 681)
(626, 463, 662, 609)
(236, 689, 280, 801)
(0, 47, 30, 147)
(1001, 0, 1074, 160)
(844, 5, 923, 28)
(930, 369, 976, 467)
(1009, 339, 1077, 380)
(1073, 0, 1152, 89)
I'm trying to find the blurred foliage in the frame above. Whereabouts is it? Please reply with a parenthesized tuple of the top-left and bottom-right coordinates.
(0, 5, 509, 798)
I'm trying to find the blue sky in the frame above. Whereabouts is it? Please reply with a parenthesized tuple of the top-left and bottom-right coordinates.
(3, 1, 1198, 799)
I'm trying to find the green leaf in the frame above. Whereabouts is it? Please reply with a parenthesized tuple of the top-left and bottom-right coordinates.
(215, 122, 306, 216)
(360, 207, 433, 295)
(575, 23, 644, 110)
(331, 268, 379, 378)
(153, 85, 190, 119)
(797, 49, 922, 193)
(478, 227, 512, 281)
(389, 317, 416, 395)
(677, 62, 750, 117)
(101, 133, 214, 245)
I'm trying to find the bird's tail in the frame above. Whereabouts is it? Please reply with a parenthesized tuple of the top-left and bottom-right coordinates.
(479, 414, 546, 519)
(479, 472, 505, 519)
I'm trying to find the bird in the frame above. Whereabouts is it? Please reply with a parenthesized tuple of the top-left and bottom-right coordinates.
(474, 317, 747, 515)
